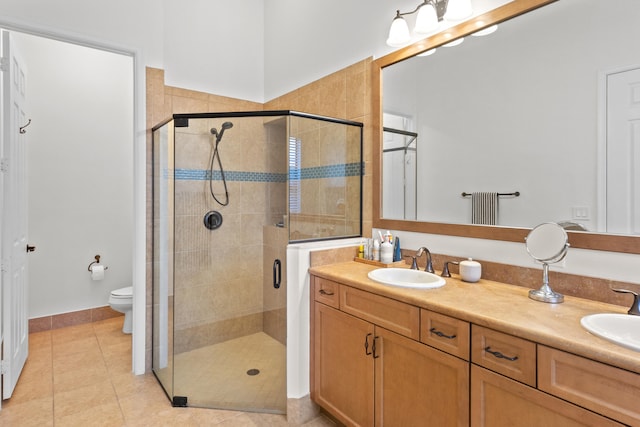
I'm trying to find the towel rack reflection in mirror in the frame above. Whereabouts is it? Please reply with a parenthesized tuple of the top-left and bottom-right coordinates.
(461, 191, 520, 197)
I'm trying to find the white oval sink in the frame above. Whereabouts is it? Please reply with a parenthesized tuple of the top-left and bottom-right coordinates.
(581, 313, 640, 352)
(367, 268, 446, 289)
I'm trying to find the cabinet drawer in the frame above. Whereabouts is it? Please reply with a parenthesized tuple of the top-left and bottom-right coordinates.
(420, 309, 470, 360)
(471, 365, 624, 427)
(471, 325, 536, 386)
(313, 277, 340, 308)
(340, 286, 420, 340)
(538, 345, 640, 426)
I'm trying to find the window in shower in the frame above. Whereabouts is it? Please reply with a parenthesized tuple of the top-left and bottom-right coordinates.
(288, 136, 301, 215)
(151, 111, 362, 414)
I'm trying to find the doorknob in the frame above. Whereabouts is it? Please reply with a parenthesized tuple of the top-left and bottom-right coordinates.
(26, 245, 36, 253)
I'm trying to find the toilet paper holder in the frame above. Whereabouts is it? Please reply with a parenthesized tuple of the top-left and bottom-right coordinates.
(88, 255, 109, 272)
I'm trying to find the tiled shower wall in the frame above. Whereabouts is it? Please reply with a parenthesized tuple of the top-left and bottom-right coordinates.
(289, 118, 362, 240)
(145, 58, 374, 369)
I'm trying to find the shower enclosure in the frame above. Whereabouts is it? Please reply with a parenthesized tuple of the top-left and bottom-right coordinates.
(151, 111, 362, 413)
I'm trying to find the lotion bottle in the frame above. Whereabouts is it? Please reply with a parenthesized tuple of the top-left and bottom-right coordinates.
(380, 236, 393, 264)
(373, 239, 380, 261)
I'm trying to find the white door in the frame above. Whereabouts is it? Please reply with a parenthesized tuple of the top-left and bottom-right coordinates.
(606, 67, 640, 235)
(1, 30, 29, 400)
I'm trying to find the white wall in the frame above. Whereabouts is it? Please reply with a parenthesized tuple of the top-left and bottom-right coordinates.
(0, 0, 266, 102)
(17, 33, 134, 318)
(262, 0, 397, 101)
(0, 0, 164, 67)
(162, 0, 265, 102)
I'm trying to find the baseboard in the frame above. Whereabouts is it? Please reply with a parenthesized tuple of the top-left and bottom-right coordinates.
(29, 306, 123, 333)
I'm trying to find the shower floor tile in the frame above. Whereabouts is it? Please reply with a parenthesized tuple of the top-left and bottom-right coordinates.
(172, 332, 287, 412)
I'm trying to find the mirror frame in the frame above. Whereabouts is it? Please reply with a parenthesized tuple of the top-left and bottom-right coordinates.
(372, 0, 640, 254)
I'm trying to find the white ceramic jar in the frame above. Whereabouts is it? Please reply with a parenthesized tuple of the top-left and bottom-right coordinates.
(459, 258, 481, 282)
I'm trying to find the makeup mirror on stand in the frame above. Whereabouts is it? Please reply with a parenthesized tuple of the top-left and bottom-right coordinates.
(525, 222, 569, 304)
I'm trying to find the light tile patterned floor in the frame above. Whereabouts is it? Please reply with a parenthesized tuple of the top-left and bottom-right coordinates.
(0, 317, 334, 426)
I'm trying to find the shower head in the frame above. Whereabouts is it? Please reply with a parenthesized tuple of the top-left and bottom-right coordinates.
(210, 121, 234, 143)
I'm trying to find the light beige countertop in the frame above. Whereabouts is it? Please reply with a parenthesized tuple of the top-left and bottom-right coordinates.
(309, 261, 640, 375)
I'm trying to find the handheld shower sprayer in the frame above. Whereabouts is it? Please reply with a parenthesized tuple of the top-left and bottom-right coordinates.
(208, 121, 234, 207)
(210, 121, 234, 144)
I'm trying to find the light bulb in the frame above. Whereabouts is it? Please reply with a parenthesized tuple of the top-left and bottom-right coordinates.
(444, 0, 473, 21)
(414, 3, 439, 35)
(387, 12, 411, 47)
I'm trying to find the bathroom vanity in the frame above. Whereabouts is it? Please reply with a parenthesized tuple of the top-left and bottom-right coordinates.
(309, 261, 640, 426)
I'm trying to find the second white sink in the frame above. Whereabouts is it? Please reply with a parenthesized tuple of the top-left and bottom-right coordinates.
(581, 313, 640, 352)
(367, 268, 446, 289)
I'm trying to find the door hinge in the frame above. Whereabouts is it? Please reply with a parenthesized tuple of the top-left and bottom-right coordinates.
(0, 158, 8, 173)
(0, 56, 8, 72)
(0, 360, 8, 375)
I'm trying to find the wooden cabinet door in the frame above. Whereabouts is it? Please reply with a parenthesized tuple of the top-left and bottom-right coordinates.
(471, 365, 624, 427)
(375, 327, 470, 427)
(313, 303, 375, 427)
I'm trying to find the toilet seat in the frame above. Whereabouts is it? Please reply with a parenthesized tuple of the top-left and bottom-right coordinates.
(110, 286, 133, 299)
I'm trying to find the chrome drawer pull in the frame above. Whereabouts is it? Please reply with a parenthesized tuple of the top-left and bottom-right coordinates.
(319, 289, 334, 296)
(484, 346, 518, 361)
(430, 327, 456, 340)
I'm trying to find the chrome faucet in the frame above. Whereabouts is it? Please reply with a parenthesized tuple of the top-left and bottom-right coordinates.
(416, 247, 434, 273)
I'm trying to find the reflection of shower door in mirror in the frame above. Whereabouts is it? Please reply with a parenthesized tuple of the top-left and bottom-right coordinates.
(604, 67, 640, 235)
(382, 123, 417, 220)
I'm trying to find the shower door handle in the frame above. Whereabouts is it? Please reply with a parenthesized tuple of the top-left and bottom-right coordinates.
(273, 259, 281, 289)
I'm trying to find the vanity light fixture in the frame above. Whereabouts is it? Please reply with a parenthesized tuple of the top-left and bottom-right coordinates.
(386, 0, 473, 47)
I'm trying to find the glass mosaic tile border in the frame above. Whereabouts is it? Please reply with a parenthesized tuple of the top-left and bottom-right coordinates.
(174, 162, 363, 182)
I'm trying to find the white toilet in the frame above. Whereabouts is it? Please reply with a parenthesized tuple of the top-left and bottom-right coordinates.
(109, 286, 133, 334)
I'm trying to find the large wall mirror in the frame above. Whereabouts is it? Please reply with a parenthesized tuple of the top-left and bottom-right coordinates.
(373, 0, 640, 254)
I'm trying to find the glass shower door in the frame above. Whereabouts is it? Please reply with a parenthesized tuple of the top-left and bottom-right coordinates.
(151, 110, 362, 414)
(169, 114, 288, 413)
(152, 121, 176, 402)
